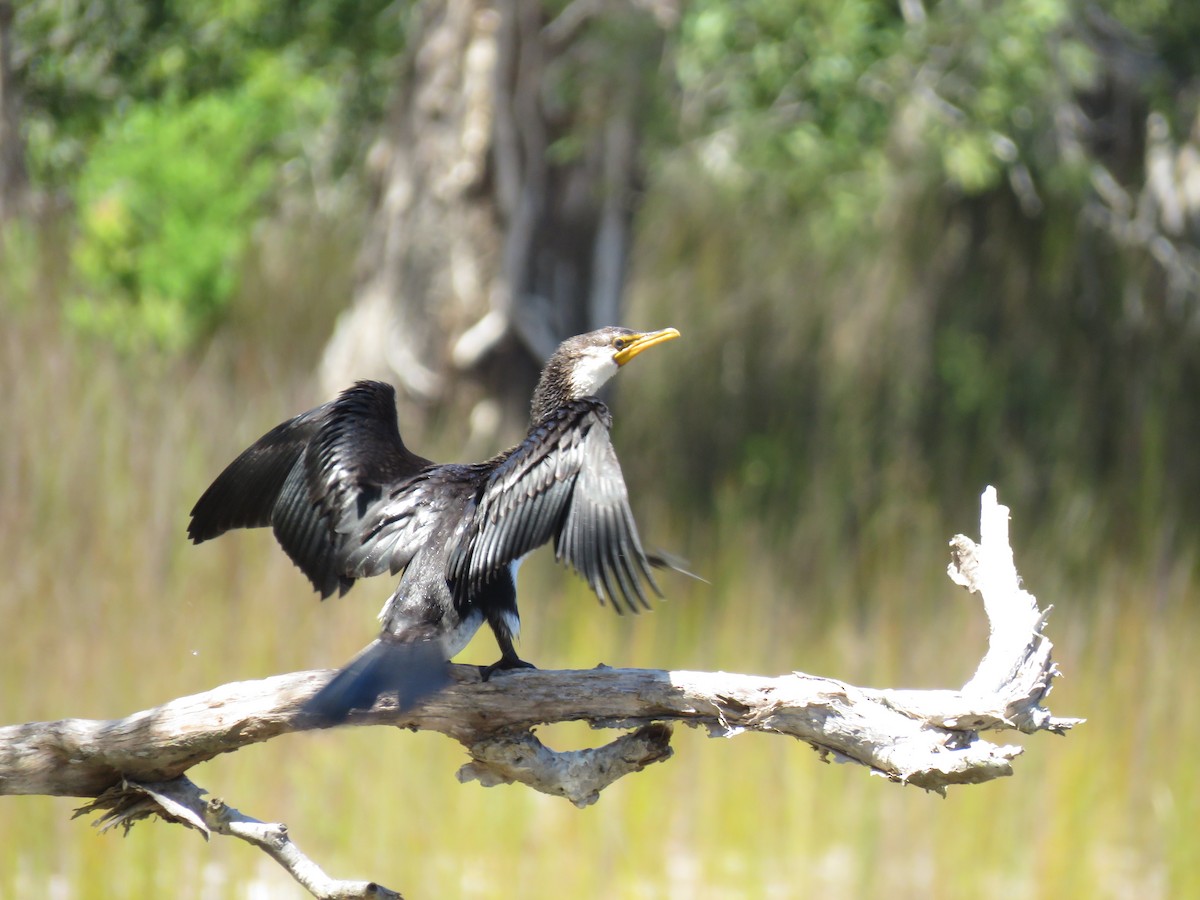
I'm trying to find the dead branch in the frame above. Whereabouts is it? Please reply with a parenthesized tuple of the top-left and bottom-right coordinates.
(0, 487, 1081, 896)
(76, 778, 401, 899)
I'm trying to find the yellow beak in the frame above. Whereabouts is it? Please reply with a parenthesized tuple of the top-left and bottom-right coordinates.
(614, 327, 681, 366)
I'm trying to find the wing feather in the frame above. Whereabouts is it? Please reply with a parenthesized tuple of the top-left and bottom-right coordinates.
(190, 381, 444, 598)
(449, 399, 660, 613)
(188, 406, 326, 542)
(341, 464, 483, 581)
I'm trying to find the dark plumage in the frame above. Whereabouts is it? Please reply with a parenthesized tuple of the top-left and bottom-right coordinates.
(188, 326, 681, 723)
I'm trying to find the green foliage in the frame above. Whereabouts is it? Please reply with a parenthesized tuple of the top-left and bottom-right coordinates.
(622, 0, 1200, 559)
(68, 55, 333, 352)
(12, 0, 407, 352)
(14, 0, 407, 185)
(674, 0, 1094, 237)
(677, 0, 901, 227)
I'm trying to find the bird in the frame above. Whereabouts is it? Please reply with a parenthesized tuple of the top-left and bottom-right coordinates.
(187, 325, 681, 723)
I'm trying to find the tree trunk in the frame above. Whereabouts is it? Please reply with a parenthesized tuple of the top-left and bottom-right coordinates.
(0, 0, 28, 222)
(320, 0, 665, 444)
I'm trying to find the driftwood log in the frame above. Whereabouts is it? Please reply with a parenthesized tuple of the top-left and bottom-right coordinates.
(0, 487, 1082, 898)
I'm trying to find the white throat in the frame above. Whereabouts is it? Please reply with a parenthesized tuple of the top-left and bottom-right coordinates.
(569, 350, 620, 397)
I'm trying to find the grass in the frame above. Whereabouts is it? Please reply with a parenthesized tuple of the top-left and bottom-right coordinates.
(2, 266, 1197, 899)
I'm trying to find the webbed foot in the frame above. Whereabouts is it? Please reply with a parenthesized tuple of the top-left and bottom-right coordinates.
(480, 656, 537, 681)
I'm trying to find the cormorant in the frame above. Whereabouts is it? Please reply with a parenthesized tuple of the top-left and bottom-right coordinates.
(188, 326, 681, 722)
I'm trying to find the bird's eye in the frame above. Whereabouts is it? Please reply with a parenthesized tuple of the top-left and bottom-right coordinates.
(614, 337, 631, 350)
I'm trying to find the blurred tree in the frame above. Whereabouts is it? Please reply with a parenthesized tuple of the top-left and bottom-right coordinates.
(66, 59, 335, 352)
(0, 0, 26, 221)
(12, 0, 409, 187)
(621, 0, 1200, 555)
(6, 0, 1200, 556)
(319, 0, 675, 441)
(8, 0, 408, 348)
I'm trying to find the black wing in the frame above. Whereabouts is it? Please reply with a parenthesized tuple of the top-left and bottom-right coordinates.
(188, 405, 325, 543)
(188, 381, 433, 597)
(448, 399, 660, 614)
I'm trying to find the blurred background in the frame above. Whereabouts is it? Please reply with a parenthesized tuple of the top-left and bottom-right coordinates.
(1, 0, 1198, 897)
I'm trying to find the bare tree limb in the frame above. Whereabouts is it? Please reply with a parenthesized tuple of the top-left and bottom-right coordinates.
(0, 487, 1081, 894)
(458, 723, 674, 806)
(76, 778, 402, 899)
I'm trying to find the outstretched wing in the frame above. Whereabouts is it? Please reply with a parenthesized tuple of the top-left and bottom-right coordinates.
(448, 399, 660, 614)
(188, 406, 326, 542)
(189, 381, 435, 598)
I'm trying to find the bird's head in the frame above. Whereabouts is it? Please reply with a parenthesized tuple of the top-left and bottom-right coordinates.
(531, 326, 680, 421)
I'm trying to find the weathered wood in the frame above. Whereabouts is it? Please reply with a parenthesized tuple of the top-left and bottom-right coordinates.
(0, 487, 1081, 801)
(0, 487, 1081, 804)
(457, 723, 674, 807)
(0, 662, 1047, 800)
(0, 487, 1082, 896)
(77, 778, 403, 899)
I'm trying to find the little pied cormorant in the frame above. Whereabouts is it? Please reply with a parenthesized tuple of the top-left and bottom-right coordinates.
(187, 326, 681, 722)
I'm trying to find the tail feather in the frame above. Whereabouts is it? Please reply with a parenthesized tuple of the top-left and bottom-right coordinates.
(303, 636, 451, 726)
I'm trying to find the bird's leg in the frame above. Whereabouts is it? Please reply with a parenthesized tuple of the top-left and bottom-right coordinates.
(480, 632, 537, 681)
